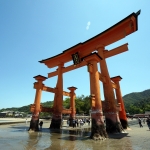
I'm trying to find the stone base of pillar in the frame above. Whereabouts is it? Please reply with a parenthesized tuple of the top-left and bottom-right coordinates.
(105, 118, 124, 133)
(50, 114, 62, 129)
(90, 118, 108, 140)
(28, 119, 39, 131)
(69, 118, 74, 127)
(50, 118, 61, 129)
(120, 119, 128, 129)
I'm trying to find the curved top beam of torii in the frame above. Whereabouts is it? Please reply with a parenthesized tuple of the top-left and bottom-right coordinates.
(39, 10, 140, 68)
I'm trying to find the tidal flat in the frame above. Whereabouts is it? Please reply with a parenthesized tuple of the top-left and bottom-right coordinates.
(0, 119, 150, 150)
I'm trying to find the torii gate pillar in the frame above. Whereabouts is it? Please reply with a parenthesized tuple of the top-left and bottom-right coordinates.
(68, 86, 77, 126)
(111, 76, 128, 129)
(50, 63, 64, 129)
(97, 45, 123, 133)
(29, 75, 47, 131)
(84, 53, 108, 139)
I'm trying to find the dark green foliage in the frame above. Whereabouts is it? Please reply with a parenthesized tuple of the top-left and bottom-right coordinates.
(0, 106, 31, 114)
(1, 89, 150, 115)
(0, 107, 18, 112)
(63, 98, 70, 109)
(75, 95, 91, 114)
(41, 101, 53, 107)
(123, 89, 150, 114)
(0, 95, 91, 115)
(18, 105, 30, 113)
(63, 95, 91, 114)
(125, 98, 150, 115)
(123, 89, 150, 106)
(39, 112, 51, 118)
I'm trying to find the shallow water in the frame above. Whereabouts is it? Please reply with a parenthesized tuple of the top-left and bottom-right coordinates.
(0, 123, 149, 150)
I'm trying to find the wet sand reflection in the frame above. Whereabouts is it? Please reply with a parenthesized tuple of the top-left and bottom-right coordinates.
(0, 123, 139, 150)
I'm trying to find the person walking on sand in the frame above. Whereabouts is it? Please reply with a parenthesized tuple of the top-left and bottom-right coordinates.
(39, 121, 43, 130)
(72, 119, 76, 128)
(67, 119, 70, 127)
(88, 118, 90, 126)
(61, 118, 64, 128)
(146, 117, 150, 130)
(76, 119, 79, 127)
(80, 119, 83, 127)
(138, 118, 143, 128)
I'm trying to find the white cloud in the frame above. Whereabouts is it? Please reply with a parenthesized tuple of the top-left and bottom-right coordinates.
(87, 21, 91, 26)
(86, 21, 91, 30)
(86, 26, 89, 30)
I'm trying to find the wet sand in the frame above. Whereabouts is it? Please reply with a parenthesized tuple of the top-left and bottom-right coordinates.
(0, 119, 150, 150)
(0, 118, 26, 125)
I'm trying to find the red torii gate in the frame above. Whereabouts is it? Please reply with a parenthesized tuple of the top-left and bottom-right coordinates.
(29, 10, 140, 140)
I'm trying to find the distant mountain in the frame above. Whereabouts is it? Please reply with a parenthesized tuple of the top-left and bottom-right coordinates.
(1, 89, 150, 114)
(0, 101, 54, 113)
(123, 89, 150, 106)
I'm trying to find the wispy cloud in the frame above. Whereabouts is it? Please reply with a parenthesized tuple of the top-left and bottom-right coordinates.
(86, 21, 91, 30)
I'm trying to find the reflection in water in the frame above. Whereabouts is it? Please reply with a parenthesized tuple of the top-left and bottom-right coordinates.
(0, 125, 134, 150)
(50, 128, 93, 150)
(42, 128, 133, 150)
(25, 132, 42, 149)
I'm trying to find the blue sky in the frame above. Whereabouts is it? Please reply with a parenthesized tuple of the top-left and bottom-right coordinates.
(0, 1, 150, 109)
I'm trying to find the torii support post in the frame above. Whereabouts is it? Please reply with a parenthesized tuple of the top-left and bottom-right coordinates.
(85, 53, 108, 140)
(50, 63, 64, 129)
(68, 86, 77, 127)
(97, 46, 123, 133)
(29, 75, 47, 131)
(111, 76, 128, 129)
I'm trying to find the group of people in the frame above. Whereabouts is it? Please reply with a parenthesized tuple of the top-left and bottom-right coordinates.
(138, 117, 150, 130)
(67, 118, 90, 128)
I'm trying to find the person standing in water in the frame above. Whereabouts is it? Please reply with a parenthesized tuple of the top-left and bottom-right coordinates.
(138, 118, 143, 128)
(39, 120, 43, 130)
(146, 116, 150, 130)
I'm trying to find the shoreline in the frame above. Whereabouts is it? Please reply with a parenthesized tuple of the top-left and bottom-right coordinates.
(0, 118, 29, 125)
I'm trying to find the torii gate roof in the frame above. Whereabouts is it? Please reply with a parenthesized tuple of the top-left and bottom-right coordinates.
(39, 10, 140, 68)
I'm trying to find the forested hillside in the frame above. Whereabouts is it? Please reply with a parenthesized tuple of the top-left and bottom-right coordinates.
(1, 89, 150, 116)
(123, 89, 150, 106)
(123, 89, 150, 114)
